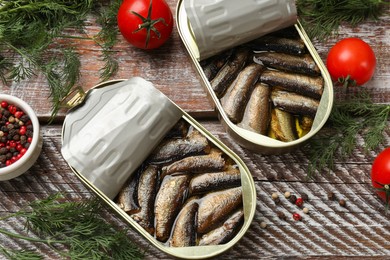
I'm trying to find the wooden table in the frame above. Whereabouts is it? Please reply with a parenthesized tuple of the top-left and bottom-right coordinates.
(1, 1, 389, 259)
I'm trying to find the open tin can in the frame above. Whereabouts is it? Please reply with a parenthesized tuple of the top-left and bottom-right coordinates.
(61, 78, 256, 259)
(177, 0, 334, 154)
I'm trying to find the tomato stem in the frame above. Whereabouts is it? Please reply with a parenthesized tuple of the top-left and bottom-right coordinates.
(131, 0, 168, 48)
(337, 75, 357, 94)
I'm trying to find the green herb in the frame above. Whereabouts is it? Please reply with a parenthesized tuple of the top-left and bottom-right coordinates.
(0, 0, 121, 120)
(306, 90, 390, 178)
(297, 0, 389, 40)
(94, 0, 122, 81)
(0, 193, 144, 260)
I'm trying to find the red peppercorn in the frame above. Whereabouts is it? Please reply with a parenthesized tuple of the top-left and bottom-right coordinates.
(295, 197, 304, 208)
(14, 111, 24, 118)
(1, 101, 8, 108)
(19, 126, 26, 135)
(293, 213, 302, 221)
(8, 105, 16, 115)
(27, 137, 32, 143)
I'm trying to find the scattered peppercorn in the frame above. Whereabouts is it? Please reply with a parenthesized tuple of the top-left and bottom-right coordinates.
(292, 213, 302, 221)
(303, 207, 309, 214)
(301, 193, 309, 201)
(339, 199, 347, 207)
(277, 211, 286, 220)
(295, 197, 304, 208)
(274, 197, 281, 205)
(260, 221, 267, 229)
(271, 192, 279, 200)
(289, 194, 297, 204)
(0, 100, 33, 168)
(284, 191, 291, 198)
(327, 191, 336, 201)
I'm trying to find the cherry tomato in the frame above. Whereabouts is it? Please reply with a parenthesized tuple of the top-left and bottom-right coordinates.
(117, 0, 173, 49)
(326, 38, 376, 86)
(371, 147, 390, 204)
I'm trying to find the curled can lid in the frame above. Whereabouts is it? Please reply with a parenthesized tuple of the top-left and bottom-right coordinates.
(61, 78, 183, 199)
(184, 0, 297, 60)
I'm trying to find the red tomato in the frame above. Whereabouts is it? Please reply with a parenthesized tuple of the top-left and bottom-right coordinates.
(371, 147, 390, 204)
(326, 38, 376, 86)
(117, 0, 173, 49)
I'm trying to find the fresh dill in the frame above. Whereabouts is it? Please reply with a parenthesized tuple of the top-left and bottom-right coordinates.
(297, 0, 389, 40)
(0, 193, 144, 260)
(306, 90, 390, 178)
(0, 0, 121, 120)
(94, 0, 122, 82)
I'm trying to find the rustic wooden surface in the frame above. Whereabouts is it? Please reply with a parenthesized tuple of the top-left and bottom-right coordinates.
(0, 1, 389, 259)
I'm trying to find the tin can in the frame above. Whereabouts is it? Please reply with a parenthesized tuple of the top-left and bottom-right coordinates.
(61, 78, 256, 259)
(184, 0, 297, 61)
(177, 0, 334, 154)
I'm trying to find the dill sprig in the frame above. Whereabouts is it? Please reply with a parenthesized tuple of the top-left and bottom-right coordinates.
(94, 0, 122, 81)
(0, 0, 121, 120)
(297, 0, 389, 40)
(0, 193, 144, 260)
(306, 90, 390, 178)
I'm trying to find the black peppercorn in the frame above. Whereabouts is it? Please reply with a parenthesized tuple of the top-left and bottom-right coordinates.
(289, 194, 297, 204)
(277, 211, 286, 220)
(0, 147, 7, 155)
(301, 193, 309, 201)
(327, 192, 336, 201)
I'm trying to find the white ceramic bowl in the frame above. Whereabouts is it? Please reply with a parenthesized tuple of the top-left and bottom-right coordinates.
(0, 94, 42, 180)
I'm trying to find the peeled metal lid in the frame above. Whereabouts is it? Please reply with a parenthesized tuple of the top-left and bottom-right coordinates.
(184, 0, 297, 60)
(61, 78, 183, 199)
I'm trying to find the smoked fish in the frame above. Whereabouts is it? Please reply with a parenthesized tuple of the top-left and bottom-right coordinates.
(270, 108, 298, 142)
(155, 175, 189, 242)
(255, 52, 321, 76)
(169, 198, 199, 247)
(161, 148, 225, 177)
(189, 166, 241, 195)
(221, 63, 264, 123)
(201, 49, 233, 81)
(250, 36, 306, 55)
(271, 89, 319, 117)
(116, 170, 140, 214)
(197, 187, 243, 234)
(131, 165, 158, 235)
(210, 48, 250, 98)
(260, 69, 324, 99)
(198, 208, 244, 246)
(238, 82, 270, 135)
(148, 128, 210, 164)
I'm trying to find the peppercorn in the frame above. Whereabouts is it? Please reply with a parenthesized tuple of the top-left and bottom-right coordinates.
(271, 192, 279, 200)
(327, 191, 336, 201)
(0, 100, 33, 168)
(274, 197, 281, 205)
(260, 221, 267, 229)
(292, 213, 302, 221)
(295, 197, 304, 208)
(339, 199, 347, 207)
(284, 191, 291, 198)
(289, 194, 297, 204)
(301, 193, 309, 201)
(303, 207, 309, 214)
(277, 211, 286, 220)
